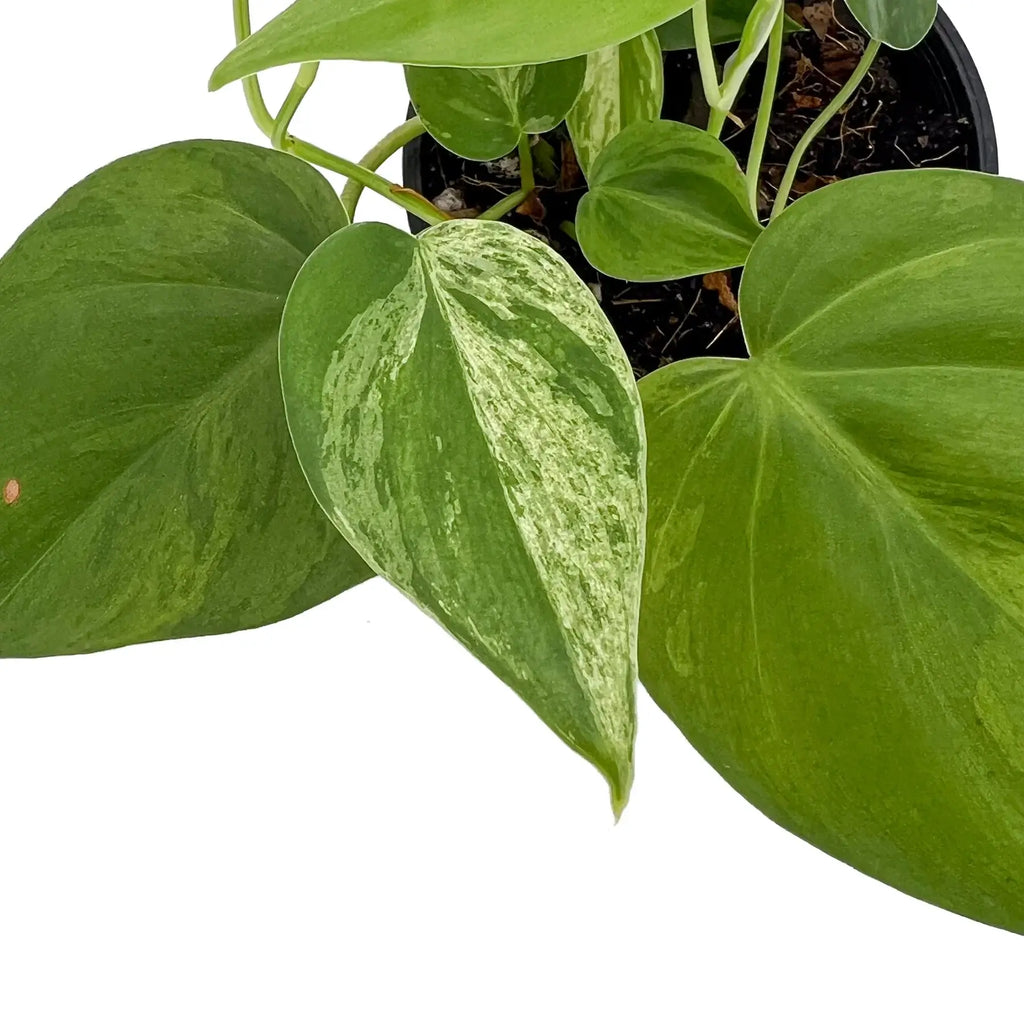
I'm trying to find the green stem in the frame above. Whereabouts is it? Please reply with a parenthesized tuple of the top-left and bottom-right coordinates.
(271, 63, 319, 150)
(479, 135, 536, 222)
(746, 7, 785, 219)
(232, 0, 274, 137)
(340, 117, 427, 220)
(771, 39, 882, 221)
(692, 0, 724, 110)
(708, 108, 728, 139)
(283, 137, 448, 226)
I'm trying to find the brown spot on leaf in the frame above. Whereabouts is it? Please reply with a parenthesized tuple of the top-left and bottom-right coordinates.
(3, 479, 21, 505)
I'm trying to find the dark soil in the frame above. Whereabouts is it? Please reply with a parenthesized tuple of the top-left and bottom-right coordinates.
(411, 2, 984, 377)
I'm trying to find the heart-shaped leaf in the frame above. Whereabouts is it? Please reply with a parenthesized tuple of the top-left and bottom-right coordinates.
(657, 0, 801, 49)
(210, 0, 699, 89)
(0, 141, 371, 658)
(278, 220, 647, 811)
(567, 32, 665, 177)
(406, 58, 587, 161)
(577, 119, 761, 282)
(280, 219, 646, 810)
(846, 0, 937, 49)
(639, 169, 1024, 933)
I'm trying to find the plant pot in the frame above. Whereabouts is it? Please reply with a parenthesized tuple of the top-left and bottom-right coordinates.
(402, 5, 997, 376)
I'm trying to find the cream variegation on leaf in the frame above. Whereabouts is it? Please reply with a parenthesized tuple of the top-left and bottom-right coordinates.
(280, 218, 647, 811)
(567, 30, 665, 176)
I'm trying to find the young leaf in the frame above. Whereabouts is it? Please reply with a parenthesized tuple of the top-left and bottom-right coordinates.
(406, 59, 587, 161)
(576, 119, 761, 282)
(639, 169, 1024, 933)
(846, 0, 937, 50)
(566, 31, 665, 177)
(280, 219, 646, 811)
(209, 0, 699, 88)
(0, 141, 371, 658)
(657, 0, 801, 49)
(719, 0, 783, 108)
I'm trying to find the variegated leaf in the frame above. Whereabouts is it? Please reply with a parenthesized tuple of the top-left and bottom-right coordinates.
(567, 31, 665, 176)
(405, 59, 587, 161)
(577, 119, 761, 281)
(280, 219, 646, 811)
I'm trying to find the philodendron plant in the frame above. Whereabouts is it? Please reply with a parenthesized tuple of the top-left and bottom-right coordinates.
(3, 0, 1024, 934)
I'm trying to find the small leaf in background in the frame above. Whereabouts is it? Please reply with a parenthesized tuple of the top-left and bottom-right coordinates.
(406, 59, 586, 161)
(577, 119, 761, 282)
(567, 31, 665, 177)
(280, 219, 647, 811)
(210, 0, 700, 88)
(846, 0, 937, 49)
(639, 169, 1024, 933)
(657, 0, 802, 49)
(0, 142, 372, 658)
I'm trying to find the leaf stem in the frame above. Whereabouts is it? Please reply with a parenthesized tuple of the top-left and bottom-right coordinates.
(231, 0, 274, 137)
(271, 63, 320, 150)
(771, 39, 882, 221)
(283, 137, 449, 226)
(479, 135, 536, 222)
(340, 117, 427, 220)
(746, 6, 785, 220)
(230, 0, 447, 226)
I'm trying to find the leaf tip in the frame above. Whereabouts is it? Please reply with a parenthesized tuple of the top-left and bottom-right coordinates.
(608, 760, 634, 824)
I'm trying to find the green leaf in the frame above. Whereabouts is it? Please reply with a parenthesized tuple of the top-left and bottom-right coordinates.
(657, 0, 801, 49)
(576, 119, 761, 282)
(567, 31, 665, 177)
(210, 0, 699, 89)
(846, 0, 937, 49)
(280, 219, 646, 811)
(406, 58, 587, 161)
(0, 141, 372, 658)
(719, 0, 782, 108)
(639, 169, 1024, 933)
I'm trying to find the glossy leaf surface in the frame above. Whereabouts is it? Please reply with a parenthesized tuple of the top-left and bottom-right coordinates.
(567, 32, 665, 176)
(210, 0, 699, 88)
(280, 219, 646, 809)
(640, 170, 1024, 933)
(847, 0, 937, 49)
(577, 119, 761, 281)
(406, 58, 586, 161)
(0, 141, 372, 658)
(657, 0, 801, 48)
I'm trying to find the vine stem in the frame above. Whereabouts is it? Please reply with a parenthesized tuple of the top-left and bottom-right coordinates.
(230, 0, 447, 226)
(746, 7, 785, 220)
(771, 39, 882, 221)
(271, 62, 319, 150)
(479, 134, 536, 222)
(282, 137, 448, 225)
(340, 117, 427, 221)
(231, 0, 274, 137)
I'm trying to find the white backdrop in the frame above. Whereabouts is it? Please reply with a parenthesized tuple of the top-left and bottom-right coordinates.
(2, 3, 1022, 1021)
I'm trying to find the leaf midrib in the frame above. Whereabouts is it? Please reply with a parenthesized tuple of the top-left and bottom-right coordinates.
(761, 363, 1024, 641)
(759, 237, 1022, 361)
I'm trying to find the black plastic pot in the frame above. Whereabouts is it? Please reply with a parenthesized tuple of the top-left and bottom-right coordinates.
(403, 6, 998, 227)
(892, 7, 997, 173)
(402, 6, 998, 369)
